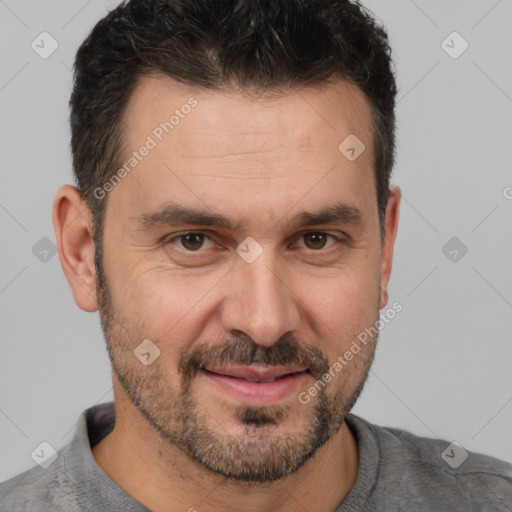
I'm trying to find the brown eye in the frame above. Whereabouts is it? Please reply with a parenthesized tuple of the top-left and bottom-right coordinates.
(301, 232, 335, 250)
(174, 233, 212, 251)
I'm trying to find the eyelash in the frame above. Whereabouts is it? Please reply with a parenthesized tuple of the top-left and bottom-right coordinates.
(165, 231, 344, 253)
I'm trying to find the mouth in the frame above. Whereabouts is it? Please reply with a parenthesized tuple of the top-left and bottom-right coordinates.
(199, 365, 311, 405)
(203, 364, 309, 380)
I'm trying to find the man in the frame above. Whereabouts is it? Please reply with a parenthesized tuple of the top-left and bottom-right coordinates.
(1, 0, 511, 510)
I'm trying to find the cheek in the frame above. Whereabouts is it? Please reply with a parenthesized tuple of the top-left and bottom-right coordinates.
(299, 265, 380, 353)
(111, 266, 222, 350)
(301, 260, 380, 317)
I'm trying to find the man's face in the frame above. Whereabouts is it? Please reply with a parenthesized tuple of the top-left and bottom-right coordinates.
(95, 74, 391, 482)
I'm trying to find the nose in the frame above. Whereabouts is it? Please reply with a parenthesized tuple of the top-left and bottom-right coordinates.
(219, 251, 302, 347)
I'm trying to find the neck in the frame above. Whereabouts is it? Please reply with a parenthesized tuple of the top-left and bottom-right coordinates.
(92, 392, 359, 512)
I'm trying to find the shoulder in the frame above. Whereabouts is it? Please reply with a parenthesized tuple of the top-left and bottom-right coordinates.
(345, 413, 512, 510)
(0, 444, 80, 511)
(1, 465, 52, 509)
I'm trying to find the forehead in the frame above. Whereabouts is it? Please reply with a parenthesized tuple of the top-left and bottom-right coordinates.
(122, 72, 374, 156)
(109, 72, 376, 232)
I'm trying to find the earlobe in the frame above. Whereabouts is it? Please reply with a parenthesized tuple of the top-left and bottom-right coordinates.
(380, 287, 388, 309)
(52, 185, 99, 312)
(379, 185, 401, 309)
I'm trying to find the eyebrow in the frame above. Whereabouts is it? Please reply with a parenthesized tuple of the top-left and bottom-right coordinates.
(130, 200, 363, 233)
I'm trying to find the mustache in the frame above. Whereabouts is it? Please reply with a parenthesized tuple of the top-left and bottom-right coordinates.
(178, 334, 330, 384)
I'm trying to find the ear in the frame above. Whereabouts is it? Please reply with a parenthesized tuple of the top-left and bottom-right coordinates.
(52, 185, 99, 312)
(379, 185, 401, 309)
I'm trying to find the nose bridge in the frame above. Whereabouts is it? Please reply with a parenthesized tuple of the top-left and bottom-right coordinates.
(220, 250, 301, 346)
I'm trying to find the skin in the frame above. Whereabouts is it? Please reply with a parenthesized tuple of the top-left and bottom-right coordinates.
(53, 72, 400, 512)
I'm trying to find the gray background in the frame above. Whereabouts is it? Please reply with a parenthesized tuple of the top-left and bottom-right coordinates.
(1, 0, 511, 483)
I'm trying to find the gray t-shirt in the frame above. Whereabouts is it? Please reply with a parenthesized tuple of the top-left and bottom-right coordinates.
(1, 402, 511, 511)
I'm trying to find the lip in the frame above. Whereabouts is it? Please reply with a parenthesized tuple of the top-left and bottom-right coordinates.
(204, 364, 308, 381)
(200, 365, 310, 406)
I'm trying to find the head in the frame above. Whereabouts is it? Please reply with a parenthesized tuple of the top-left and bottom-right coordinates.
(54, 0, 400, 483)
